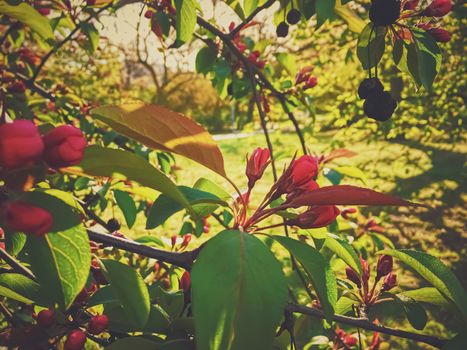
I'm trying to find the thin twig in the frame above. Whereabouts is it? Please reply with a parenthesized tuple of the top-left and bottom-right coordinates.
(31, 4, 111, 82)
(229, 0, 277, 38)
(287, 303, 448, 348)
(0, 247, 36, 280)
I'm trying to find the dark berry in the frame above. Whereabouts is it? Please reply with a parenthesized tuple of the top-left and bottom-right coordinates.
(286, 8, 301, 25)
(363, 91, 397, 121)
(227, 83, 233, 95)
(107, 218, 120, 232)
(36, 309, 55, 328)
(358, 77, 384, 99)
(369, 0, 401, 26)
(87, 314, 109, 335)
(276, 22, 289, 38)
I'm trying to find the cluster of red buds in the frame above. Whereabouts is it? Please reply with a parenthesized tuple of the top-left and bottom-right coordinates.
(232, 148, 340, 232)
(397, 0, 453, 43)
(228, 22, 266, 70)
(345, 256, 397, 309)
(0, 120, 87, 236)
(33, 307, 108, 350)
(171, 233, 192, 251)
(0, 71, 26, 94)
(295, 67, 318, 91)
(333, 326, 357, 349)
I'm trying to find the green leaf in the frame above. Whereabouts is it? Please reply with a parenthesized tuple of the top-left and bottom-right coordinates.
(0, 273, 41, 304)
(196, 46, 217, 74)
(357, 23, 387, 70)
(394, 294, 427, 330)
(87, 285, 119, 307)
(134, 235, 165, 247)
(25, 224, 91, 310)
(323, 234, 361, 275)
(102, 259, 151, 329)
(4, 231, 26, 255)
(411, 28, 442, 90)
(80, 22, 99, 54)
(67, 146, 193, 215)
(334, 0, 365, 33)
(399, 287, 450, 307)
(378, 249, 467, 323)
(272, 236, 337, 321)
(192, 230, 288, 350)
(106, 337, 193, 350)
(243, 0, 258, 16)
(225, 0, 245, 19)
(113, 190, 137, 228)
(0, 1, 54, 40)
(315, 0, 336, 27)
(146, 186, 225, 229)
(333, 166, 367, 184)
(153, 286, 184, 319)
(276, 53, 297, 77)
(175, 0, 197, 43)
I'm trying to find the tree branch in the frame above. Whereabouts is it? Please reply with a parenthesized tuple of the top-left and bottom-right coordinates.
(287, 303, 448, 349)
(87, 230, 197, 270)
(229, 0, 277, 38)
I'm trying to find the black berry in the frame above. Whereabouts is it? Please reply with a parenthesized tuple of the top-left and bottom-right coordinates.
(369, 0, 401, 26)
(286, 9, 301, 25)
(358, 77, 384, 99)
(363, 91, 397, 121)
(107, 218, 121, 232)
(276, 22, 289, 38)
(227, 83, 233, 95)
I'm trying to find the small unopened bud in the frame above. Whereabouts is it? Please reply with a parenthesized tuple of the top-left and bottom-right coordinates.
(360, 257, 370, 290)
(180, 271, 191, 292)
(381, 272, 397, 292)
(345, 267, 361, 288)
(341, 207, 357, 220)
(376, 255, 393, 280)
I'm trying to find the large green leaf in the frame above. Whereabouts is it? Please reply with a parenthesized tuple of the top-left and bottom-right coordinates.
(357, 23, 387, 70)
(243, 0, 258, 16)
(192, 230, 288, 350)
(66, 145, 192, 215)
(102, 259, 151, 329)
(0, 273, 42, 304)
(394, 294, 427, 330)
(315, 0, 336, 27)
(323, 234, 361, 275)
(399, 287, 450, 308)
(175, 0, 197, 43)
(0, 1, 54, 40)
(113, 190, 137, 228)
(196, 46, 217, 75)
(411, 28, 442, 90)
(146, 186, 226, 229)
(273, 236, 337, 321)
(378, 249, 467, 323)
(25, 224, 91, 310)
(334, 0, 365, 33)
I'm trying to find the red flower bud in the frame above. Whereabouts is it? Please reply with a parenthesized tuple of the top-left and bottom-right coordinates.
(43, 125, 87, 168)
(36, 309, 55, 328)
(180, 234, 191, 248)
(279, 155, 319, 194)
(144, 10, 153, 18)
(87, 314, 109, 335)
(0, 120, 44, 170)
(180, 271, 191, 292)
(381, 272, 397, 291)
(403, 0, 419, 10)
(295, 66, 313, 85)
(341, 207, 357, 220)
(345, 267, 361, 288)
(171, 235, 177, 248)
(64, 329, 86, 350)
(376, 255, 393, 279)
(286, 205, 339, 229)
(7, 81, 26, 93)
(420, 0, 452, 17)
(5, 202, 53, 236)
(344, 334, 358, 346)
(246, 147, 270, 188)
(424, 26, 451, 42)
(229, 22, 236, 32)
(302, 76, 318, 90)
(360, 257, 370, 289)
